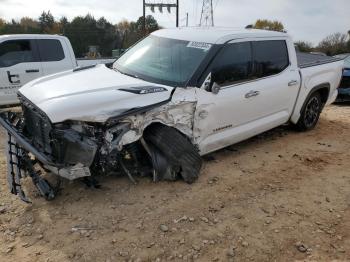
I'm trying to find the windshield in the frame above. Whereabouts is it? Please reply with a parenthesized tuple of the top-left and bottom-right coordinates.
(114, 35, 212, 87)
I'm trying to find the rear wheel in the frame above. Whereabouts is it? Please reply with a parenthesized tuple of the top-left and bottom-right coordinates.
(143, 124, 202, 183)
(295, 92, 322, 131)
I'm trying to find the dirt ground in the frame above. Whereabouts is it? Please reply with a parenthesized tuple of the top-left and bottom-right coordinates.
(0, 105, 349, 262)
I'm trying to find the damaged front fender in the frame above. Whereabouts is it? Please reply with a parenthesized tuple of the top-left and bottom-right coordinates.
(115, 88, 198, 149)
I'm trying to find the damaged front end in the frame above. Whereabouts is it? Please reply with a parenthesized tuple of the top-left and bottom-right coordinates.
(0, 102, 100, 202)
(0, 93, 197, 202)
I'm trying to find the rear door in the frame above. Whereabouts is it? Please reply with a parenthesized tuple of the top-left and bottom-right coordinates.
(37, 38, 73, 75)
(0, 39, 42, 106)
(250, 39, 300, 121)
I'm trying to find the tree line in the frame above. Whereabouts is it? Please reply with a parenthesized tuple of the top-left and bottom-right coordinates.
(0, 14, 349, 57)
(0, 11, 160, 57)
(252, 19, 350, 56)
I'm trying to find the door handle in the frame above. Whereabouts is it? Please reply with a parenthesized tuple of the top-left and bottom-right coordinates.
(245, 90, 260, 98)
(26, 69, 39, 73)
(288, 80, 299, 86)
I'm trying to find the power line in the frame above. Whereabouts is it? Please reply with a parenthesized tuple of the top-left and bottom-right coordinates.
(143, 0, 179, 34)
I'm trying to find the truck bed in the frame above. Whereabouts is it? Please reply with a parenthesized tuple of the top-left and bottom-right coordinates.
(297, 52, 341, 68)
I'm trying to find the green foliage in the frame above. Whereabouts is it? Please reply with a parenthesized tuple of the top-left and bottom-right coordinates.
(0, 18, 5, 27)
(116, 15, 160, 49)
(253, 19, 286, 32)
(39, 11, 55, 33)
(295, 41, 314, 53)
(0, 12, 160, 57)
(64, 14, 110, 56)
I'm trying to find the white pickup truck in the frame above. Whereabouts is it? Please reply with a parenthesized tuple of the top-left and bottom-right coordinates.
(0, 28, 343, 201)
(0, 34, 115, 106)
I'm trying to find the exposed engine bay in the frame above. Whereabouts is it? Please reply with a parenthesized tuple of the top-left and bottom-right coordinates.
(0, 91, 200, 202)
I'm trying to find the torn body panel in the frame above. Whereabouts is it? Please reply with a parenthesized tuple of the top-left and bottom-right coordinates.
(0, 87, 201, 202)
(116, 87, 198, 149)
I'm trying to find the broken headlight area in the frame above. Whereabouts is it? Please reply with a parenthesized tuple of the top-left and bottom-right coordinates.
(50, 123, 98, 168)
(0, 108, 178, 202)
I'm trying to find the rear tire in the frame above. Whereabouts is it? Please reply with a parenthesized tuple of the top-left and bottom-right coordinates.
(143, 124, 202, 183)
(295, 92, 322, 131)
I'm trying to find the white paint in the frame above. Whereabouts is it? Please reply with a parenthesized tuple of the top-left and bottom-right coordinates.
(19, 64, 174, 123)
(194, 36, 300, 154)
(0, 34, 114, 106)
(152, 27, 288, 44)
(16, 28, 343, 157)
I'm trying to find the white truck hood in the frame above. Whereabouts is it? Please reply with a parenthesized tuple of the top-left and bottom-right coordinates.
(19, 64, 174, 123)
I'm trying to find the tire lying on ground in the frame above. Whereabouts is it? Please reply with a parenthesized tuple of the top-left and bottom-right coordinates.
(295, 92, 323, 131)
(143, 124, 202, 183)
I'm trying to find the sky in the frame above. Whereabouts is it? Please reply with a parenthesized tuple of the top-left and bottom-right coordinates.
(0, 0, 349, 45)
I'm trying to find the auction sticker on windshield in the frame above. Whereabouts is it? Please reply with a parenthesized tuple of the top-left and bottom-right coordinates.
(187, 41, 212, 51)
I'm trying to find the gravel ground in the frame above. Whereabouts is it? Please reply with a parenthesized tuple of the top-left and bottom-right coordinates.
(0, 105, 349, 262)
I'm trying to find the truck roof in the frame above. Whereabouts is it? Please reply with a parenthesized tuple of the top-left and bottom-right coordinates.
(0, 34, 68, 40)
(152, 27, 289, 44)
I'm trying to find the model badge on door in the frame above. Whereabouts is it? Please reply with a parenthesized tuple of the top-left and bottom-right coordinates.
(7, 71, 20, 84)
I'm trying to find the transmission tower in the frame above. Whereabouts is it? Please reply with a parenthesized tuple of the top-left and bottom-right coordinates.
(199, 0, 214, 26)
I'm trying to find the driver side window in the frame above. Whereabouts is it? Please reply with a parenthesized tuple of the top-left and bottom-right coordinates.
(0, 40, 39, 68)
(209, 42, 253, 87)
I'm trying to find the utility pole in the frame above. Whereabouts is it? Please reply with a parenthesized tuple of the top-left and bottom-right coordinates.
(143, 0, 146, 35)
(143, 1, 179, 35)
(176, 0, 179, 27)
(199, 0, 214, 27)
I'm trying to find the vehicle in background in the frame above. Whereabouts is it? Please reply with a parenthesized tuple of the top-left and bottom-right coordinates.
(310, 51, 327, 56)
(334, 53, 350, 60)
(0, 34, 115, 107)
(0, 28, 343, 202)
(334, 54, 350, 102)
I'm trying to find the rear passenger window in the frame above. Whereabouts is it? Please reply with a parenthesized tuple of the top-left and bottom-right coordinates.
(37, 39, 65, 62)
(210, 42, 253, 86)
(0, 40, 38, 68)
(253, 40, 289, 78)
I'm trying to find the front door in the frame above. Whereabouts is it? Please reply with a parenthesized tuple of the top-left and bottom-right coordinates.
(0, 39, 42, 106)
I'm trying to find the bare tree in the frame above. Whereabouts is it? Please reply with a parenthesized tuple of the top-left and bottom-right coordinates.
(295, 41, 314, 53)
(317, 32, 348, 56)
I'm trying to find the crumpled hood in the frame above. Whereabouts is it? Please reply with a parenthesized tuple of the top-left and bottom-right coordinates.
(19, 64, 174, 123)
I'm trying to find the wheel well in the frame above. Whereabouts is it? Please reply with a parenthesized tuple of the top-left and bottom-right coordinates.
(316, 87, 330, 104)
(143, 122, 192, 143)
(144, 122, 165, 130)
(296, 83, 330, 119)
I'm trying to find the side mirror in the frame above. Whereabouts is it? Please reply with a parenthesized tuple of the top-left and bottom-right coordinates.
(211, 82, 220, 94)
(201, 72, 221, 94)
(209, 70, 221, 94)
